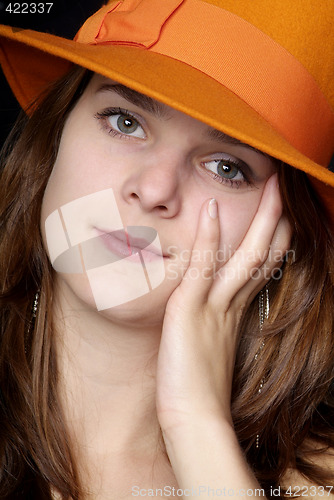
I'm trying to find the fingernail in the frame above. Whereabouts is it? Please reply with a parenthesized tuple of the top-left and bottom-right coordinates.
(269, 172, 279, 188)
(208, 198, 218, 219)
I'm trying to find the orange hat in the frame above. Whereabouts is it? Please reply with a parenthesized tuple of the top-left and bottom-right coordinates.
(1, 0, 334, 224)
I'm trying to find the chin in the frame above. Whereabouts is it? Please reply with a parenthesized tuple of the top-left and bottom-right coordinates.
(98, 291, 168, 328)
(55, 271, 175, 328)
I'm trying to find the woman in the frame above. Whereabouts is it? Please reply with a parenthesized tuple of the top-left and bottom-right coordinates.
(0, 0, 334, 498)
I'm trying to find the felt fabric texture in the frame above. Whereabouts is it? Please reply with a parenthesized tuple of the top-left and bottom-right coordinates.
(0, 0, 334, 224)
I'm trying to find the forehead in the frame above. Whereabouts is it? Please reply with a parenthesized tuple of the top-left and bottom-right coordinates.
(88, 74, 271, 159)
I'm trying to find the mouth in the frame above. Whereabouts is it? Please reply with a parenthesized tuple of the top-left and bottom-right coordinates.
(94, 227, 168, 263)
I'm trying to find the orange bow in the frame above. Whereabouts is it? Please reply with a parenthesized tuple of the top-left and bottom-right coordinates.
(76, 0, 184, 48)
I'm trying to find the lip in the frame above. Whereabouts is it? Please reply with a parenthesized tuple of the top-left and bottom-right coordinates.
(94, 227, 168, 263)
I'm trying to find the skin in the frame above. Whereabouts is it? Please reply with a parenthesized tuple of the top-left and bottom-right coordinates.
(42, 74, 280, 323)
(41, 74, 291, 499)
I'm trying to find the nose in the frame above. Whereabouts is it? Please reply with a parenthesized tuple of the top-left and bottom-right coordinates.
(121, 149, 184, 217)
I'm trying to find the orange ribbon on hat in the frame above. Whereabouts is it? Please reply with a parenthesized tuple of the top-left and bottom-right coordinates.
(77, 0, 334, 166)
(76, 0, 183, 48)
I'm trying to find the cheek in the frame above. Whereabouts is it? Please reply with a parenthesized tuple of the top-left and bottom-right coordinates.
(40, 132, 123, 277)
(40, 127, 127, 249)
(217, 193, 261, 253)
(42, 96, 126, 220)
(43, 141, 106, 216)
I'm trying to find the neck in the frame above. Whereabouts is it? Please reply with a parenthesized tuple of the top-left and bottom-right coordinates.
(53, 278, 165, 466)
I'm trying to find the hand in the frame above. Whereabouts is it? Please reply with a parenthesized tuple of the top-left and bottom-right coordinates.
(156, 174, 291, 434)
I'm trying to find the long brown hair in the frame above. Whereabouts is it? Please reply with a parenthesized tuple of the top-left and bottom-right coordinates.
(0, 66, 91, 499)
(232, 166, 334, 492)
(0, 65, 333, 499)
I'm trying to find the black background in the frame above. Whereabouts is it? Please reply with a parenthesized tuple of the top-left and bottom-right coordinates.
(0, 0, 106, 147)
(0, 0, 333, 171)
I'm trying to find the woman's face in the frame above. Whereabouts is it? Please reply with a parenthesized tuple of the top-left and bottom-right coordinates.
(41, 73, 277, 325)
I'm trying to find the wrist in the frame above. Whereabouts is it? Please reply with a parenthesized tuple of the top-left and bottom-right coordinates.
(161, 412, 236, 451)
(161, 415, 261, 496)
(158, 398, 234, 436)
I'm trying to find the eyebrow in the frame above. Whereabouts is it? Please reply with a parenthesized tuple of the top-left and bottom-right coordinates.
(97, 83, 269, 157)
(97, 83, 171, 119)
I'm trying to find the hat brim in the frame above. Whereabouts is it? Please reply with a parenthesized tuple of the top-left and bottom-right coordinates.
(1, 25, 334, 225)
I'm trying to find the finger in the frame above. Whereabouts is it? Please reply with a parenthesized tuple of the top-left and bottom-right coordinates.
(210, 174, 282, 307)
(179, 198, 220, 305)
(238, 214, 292, 307)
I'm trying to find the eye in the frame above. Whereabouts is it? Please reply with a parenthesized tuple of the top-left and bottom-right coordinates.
(108, 113, 145, 138)
(204, 159, 244, 180)
(201, 153, 253, 188)
(96, 108, 146, 139)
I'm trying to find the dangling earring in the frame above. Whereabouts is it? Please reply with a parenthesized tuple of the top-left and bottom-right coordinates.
(255, 284, 269, 449)
(258, 285, 269, 332)
(26, 290, 40, 349)
(32, 290, 40, 320)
